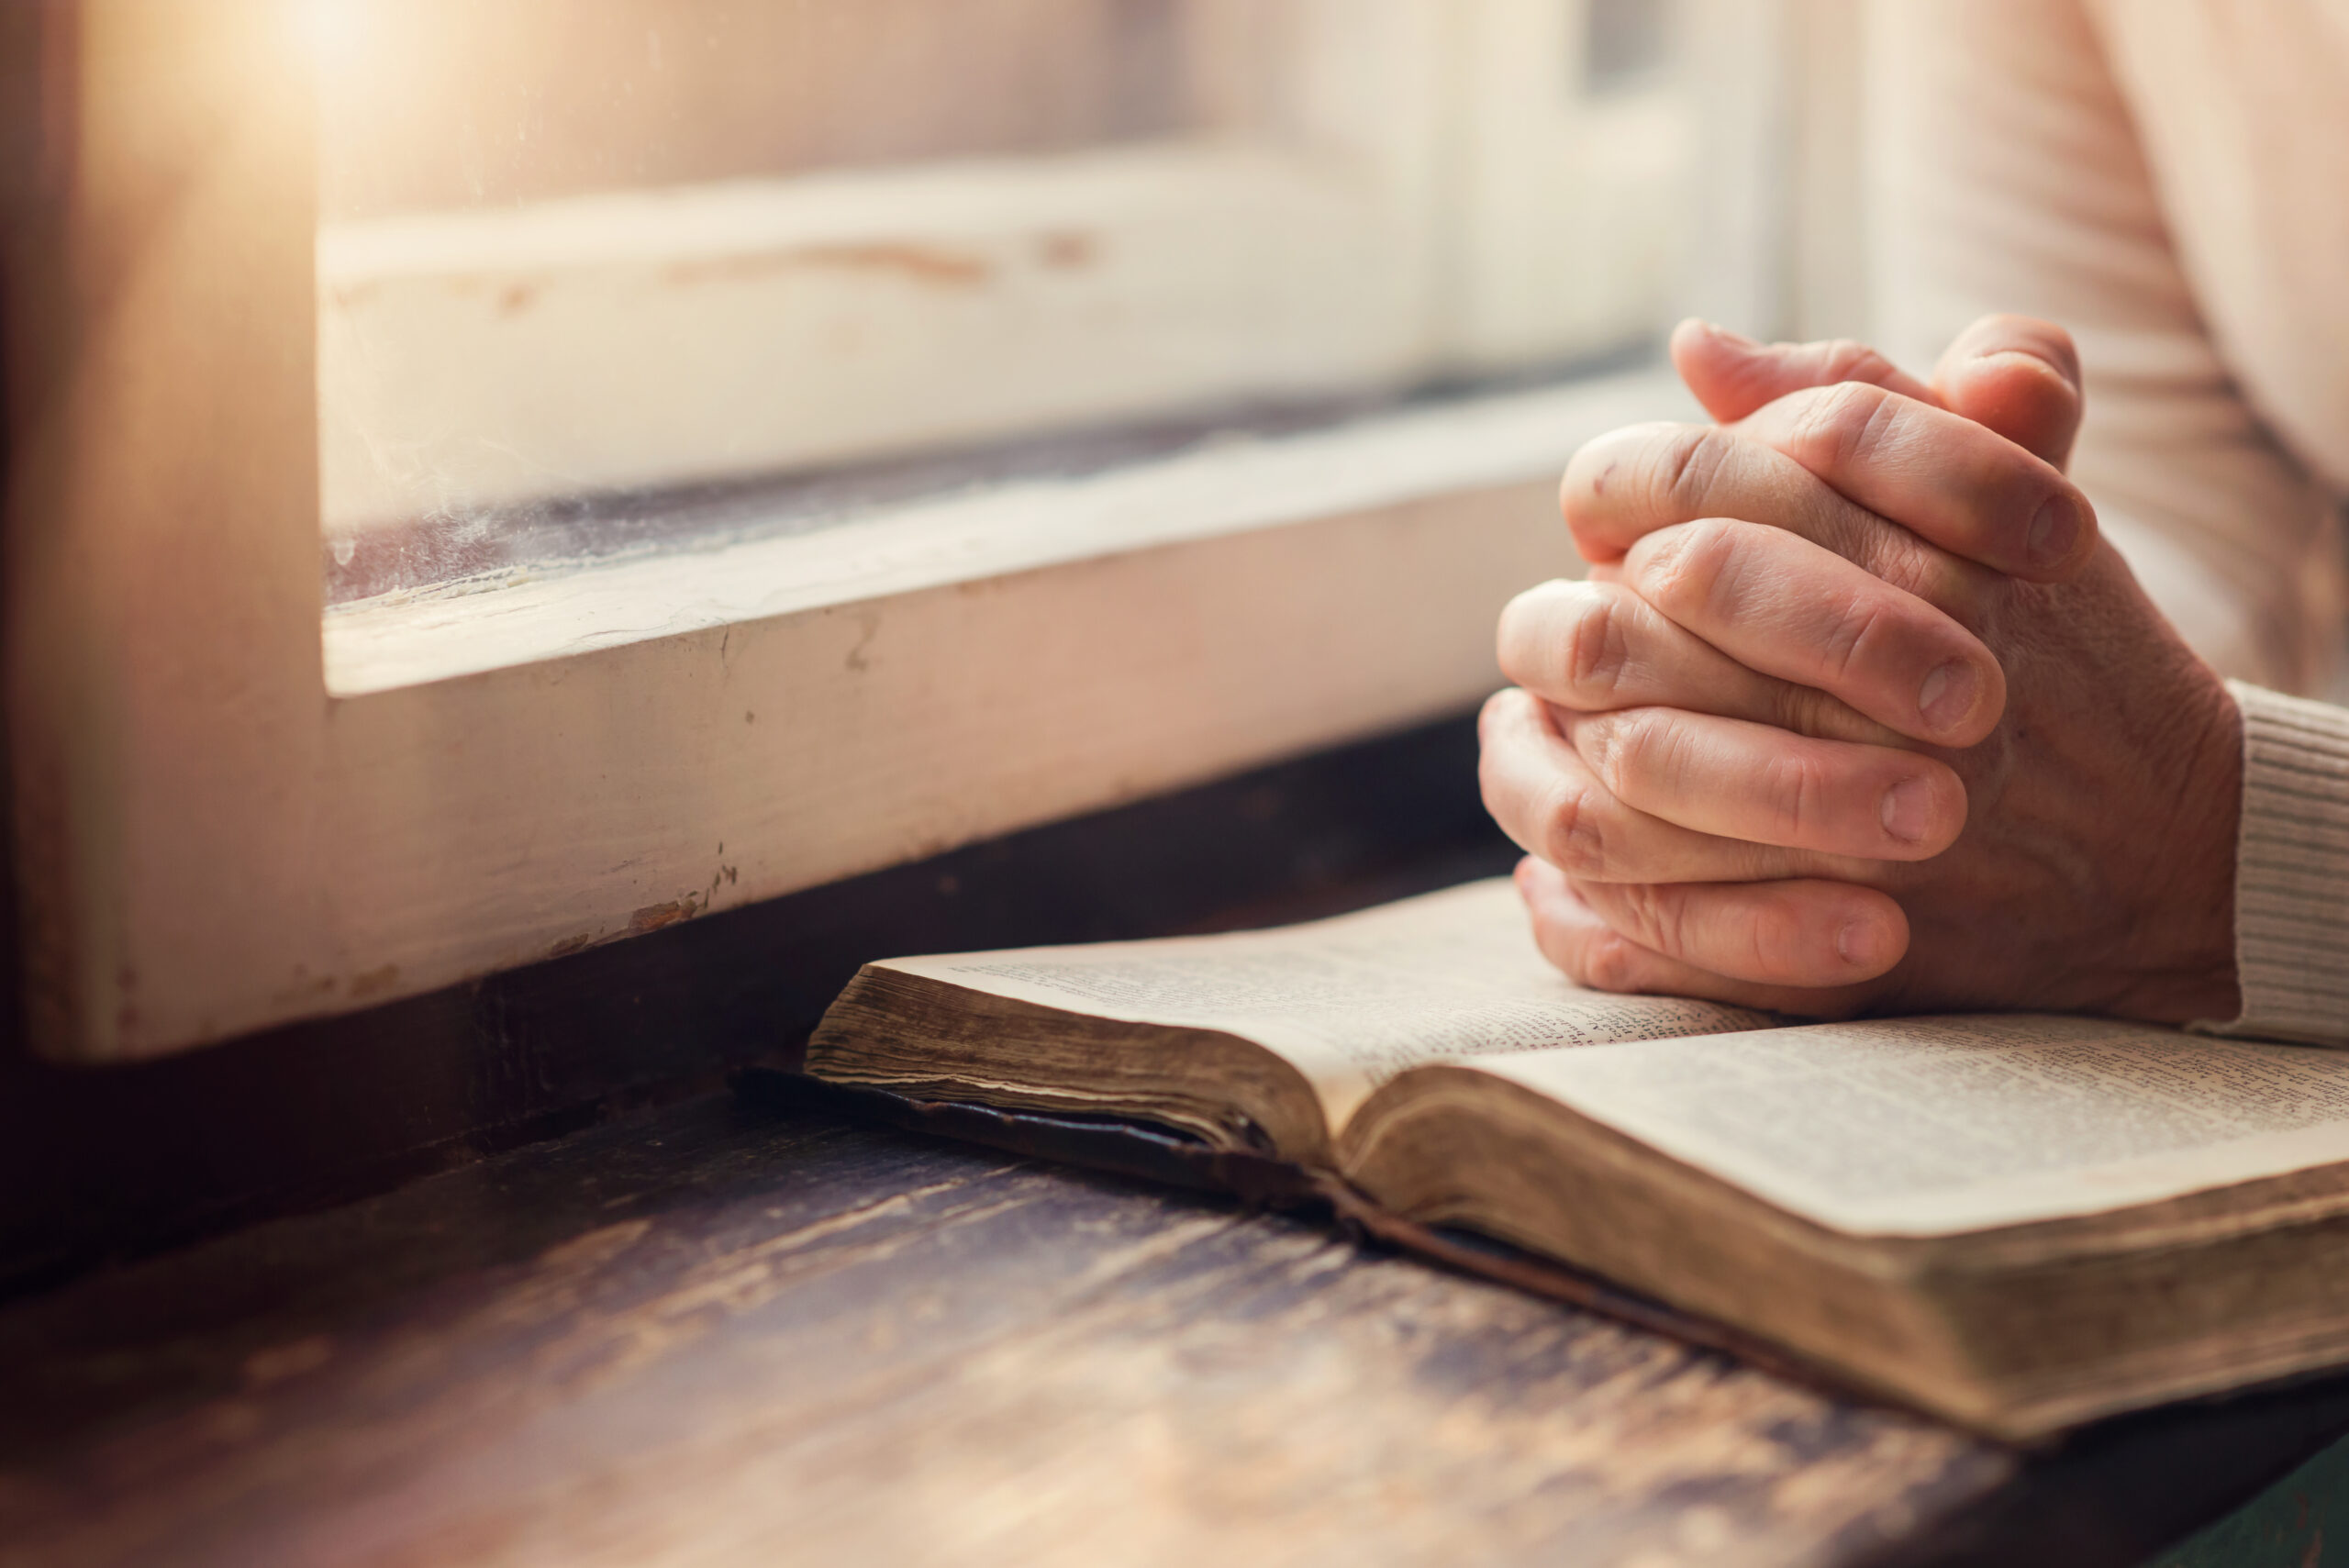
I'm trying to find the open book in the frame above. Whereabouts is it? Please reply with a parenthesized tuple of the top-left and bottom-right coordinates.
(807, 878, 2349, 1440)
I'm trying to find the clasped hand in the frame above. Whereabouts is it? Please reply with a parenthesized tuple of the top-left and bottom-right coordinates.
(1480, 317, 2243, 1023)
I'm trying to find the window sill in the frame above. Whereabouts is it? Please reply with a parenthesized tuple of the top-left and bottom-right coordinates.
(323, 370, 1687, 695)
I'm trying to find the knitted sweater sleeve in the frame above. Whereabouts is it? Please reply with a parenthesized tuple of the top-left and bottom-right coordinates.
(2197, 683, 2349, 1045)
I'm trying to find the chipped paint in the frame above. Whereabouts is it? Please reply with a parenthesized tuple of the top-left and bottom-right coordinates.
(348, 963, 401, 1001)
(843, 612, 880, 673)
(629, 896, 703, 935)
(269, 969, 340, 1008)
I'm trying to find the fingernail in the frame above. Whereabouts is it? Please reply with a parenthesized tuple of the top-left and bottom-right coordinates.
(1918, 661, 1978, 734)
(1879, 777, 1934, 844)
(1836, 919, 1889, 969)
(1701, 319, 1759, 348)
(2027, 494, 2083, 568)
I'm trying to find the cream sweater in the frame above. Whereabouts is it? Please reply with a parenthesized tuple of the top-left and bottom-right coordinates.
(1867, 0, 2349, 1041)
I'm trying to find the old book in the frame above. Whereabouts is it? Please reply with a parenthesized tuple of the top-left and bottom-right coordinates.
(807, 878, 2349, 1440)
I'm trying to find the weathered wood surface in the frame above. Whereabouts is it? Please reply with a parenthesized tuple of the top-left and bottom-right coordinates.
(0, 712, 1511, 1299)
(0, 1093, 2341, 1568)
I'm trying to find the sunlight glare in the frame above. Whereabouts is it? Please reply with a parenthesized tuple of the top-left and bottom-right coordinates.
(295, 0, 367, 80)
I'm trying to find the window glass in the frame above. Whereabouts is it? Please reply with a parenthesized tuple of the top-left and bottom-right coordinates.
(318, 0, 1269, 219)
(314, 0, 1716, 602)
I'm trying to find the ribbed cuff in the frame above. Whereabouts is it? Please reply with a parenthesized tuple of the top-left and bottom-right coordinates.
(2197, 681, 2349, 1045)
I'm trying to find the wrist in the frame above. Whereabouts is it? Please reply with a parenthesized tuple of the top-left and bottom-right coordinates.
(2112, 672, 2242, 1024)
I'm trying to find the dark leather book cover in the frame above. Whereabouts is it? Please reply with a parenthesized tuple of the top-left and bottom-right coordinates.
(737, 1068, 1854, 1404)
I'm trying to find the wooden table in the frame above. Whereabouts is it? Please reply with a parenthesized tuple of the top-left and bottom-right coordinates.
(4, 1090, 2345, 1568)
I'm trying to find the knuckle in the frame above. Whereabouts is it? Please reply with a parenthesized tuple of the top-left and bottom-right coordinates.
(1916, 552, 1998, 630)
(1787, 380, 1898, 472)
(1854, 526, 1943, 599)
(1581, 929, 1646, 993)
(1820, 591, 1890, 683)
(1575, 710, 1643, 796)
(1619, 883, 1688, 961)
(1647, 425, 1731, 519)
(1763, 678, 1821, 738)
(1761, 750, 1826, 843)
(1853, 527, 1979, 623)
(1840, 527, 1999, 636)
(1617, 707, 1698, 801)
(1563, 588, 1632, 699)
(1633, 517, 1741, 620)
(1765, 678, 1852, 742)
(1539, 777, 1609, 877)
(1748, 895, 1810, 978)
(1819, 339, 1893, 385)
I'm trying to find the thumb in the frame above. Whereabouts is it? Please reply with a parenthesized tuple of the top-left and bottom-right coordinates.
(1669, 317, 1938, 424)
(1930, 314, 2083, 471)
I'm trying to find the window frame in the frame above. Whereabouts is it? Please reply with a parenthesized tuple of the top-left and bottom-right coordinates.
(3, 0, 1776, 1062)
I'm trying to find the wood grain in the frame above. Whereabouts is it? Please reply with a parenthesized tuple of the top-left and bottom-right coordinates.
(0, 1094, 2016, 1568)
(14, 1092, 2349, 1566)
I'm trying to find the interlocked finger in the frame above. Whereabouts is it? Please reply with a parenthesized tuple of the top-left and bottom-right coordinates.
(1617, 520, 2006, 746)
(1477, 689, 1830, 884)
(1497, 578, 1893, 744)
(1568, 872, 1909, 990)
(1513, 858, 1889, 1011)
(1560, 421, 1990, 622)
(1740, 380, 2095, 579)
(1673, 318, 1939, 425)
(1555, 704, 1966, 861)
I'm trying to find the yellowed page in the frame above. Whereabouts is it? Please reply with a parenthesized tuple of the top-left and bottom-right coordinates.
(878, 878, 1767, 1132)
(1471, 1015, 2349, 1236)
